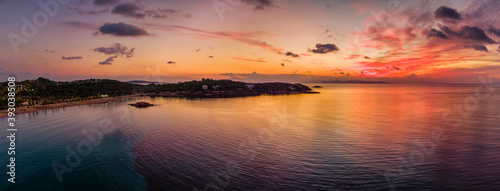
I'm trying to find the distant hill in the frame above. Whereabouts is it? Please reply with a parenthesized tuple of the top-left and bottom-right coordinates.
(126, 80, 159, 84)
(145, 78, 315, 97)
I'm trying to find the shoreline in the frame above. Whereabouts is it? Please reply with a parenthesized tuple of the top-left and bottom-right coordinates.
(0, 89, 319, 118)
(0, 95, 137, 118)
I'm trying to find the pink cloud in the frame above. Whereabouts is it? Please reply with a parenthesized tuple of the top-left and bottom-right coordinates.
(344, 54, 361, 60)
(144, 24, 284, 53)
(349, 1, 499, 78)
(349, 2, 375, 15)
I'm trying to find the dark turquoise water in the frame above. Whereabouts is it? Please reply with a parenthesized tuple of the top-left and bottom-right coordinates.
(1, 84, 500, 190)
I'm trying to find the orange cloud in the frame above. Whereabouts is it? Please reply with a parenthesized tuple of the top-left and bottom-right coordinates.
(230, 57, 267, 63)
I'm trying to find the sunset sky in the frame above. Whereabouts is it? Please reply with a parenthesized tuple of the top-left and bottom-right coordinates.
(0, 0, 499, 83)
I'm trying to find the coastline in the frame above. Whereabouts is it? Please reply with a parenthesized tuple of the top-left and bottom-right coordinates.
(0, 95, 137, 118)
(0, 89, 317, 118)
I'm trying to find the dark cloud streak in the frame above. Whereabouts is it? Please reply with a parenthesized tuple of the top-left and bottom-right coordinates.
(241, 0, 276, 10)
(99, 55, 116, 65)
(99, 22, 149, 37)
(94, 43, 135, 65)
(434, 6, 462, 21)
(112, 3, 145, 19)
(94, 43, 135, 58)
(61, 56, 83, 60)
(488, 26, 500, 37)
(427, 28, 448, 39)
(93, 0, 118, 6)
(285, 51, 299, 57)
(442, 26, 495, 44)
(308, 43, 339, 54)
(464, 44, 489, 52)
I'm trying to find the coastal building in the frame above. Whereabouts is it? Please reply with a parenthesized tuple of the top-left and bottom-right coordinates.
(247, 84, 255, 89)
(202, 85, 209, 90)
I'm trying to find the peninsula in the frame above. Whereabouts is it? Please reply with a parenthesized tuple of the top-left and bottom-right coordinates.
(0, 78, 317, 117)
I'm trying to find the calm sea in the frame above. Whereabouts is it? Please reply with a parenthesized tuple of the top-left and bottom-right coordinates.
(1, 83, 500, 190)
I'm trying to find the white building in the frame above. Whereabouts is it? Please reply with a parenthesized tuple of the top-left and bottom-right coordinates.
(246, 84, 255, 89)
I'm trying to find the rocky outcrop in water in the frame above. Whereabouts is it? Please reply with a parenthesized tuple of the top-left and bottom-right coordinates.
(129, 102, 155, 108)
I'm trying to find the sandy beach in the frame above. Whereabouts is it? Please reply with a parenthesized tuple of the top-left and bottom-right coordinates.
(0, 95, 138, 118)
